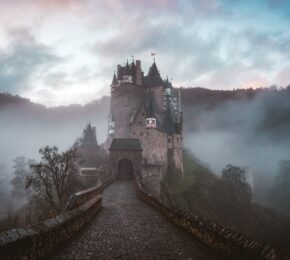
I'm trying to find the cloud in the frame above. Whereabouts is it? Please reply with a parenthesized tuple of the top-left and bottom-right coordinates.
(0, 27, 62, 94)
(92, 6, 290, 90)
(0, 0, 290, 105)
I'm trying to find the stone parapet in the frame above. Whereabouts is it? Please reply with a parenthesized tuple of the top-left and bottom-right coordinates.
(66, 174, 116, 210)
(0, 175, 116, 259)
(135, 179, 290, 260)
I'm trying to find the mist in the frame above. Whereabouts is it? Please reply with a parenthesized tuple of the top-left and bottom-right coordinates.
(182, 88, 290, 205)
(1, 88, 290, 218)
(0, 95, 110, 218)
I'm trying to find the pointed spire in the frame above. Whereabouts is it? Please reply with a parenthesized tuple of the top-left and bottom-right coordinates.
(111, 73, 117, 85)
(82, 122, 97, 146)
(164, 76, 172, 89)
(124, 59, 131, 76)
(148, 61, 159, 78)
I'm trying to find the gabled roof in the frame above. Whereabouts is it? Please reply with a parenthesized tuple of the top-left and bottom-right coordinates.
(109, 138, 142, 151)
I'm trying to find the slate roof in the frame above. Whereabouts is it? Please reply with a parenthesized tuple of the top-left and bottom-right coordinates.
(111, 73, 117, 85)
(144, 62, 164, 87)
(109, 138, 142, 151)
(164, 77, 172, 89)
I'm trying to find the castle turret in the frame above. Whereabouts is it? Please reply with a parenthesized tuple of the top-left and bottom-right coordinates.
(117, 64, 122, 80)
(111, 73, 117, 92)
(164, 77, 172, 89)
(82, 122, 97, 146)
(135, 60, 143, 85)
(130, 61, 136, 83)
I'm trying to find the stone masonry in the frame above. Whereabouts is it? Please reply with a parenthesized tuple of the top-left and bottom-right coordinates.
(46, 180, 222, 260)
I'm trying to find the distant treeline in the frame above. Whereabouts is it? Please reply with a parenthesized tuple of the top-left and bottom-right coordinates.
(174, 85, 290, 108)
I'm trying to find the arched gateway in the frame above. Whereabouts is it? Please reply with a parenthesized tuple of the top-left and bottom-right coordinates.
(117, 159, 133, 179)
(109, 138, 142, 179)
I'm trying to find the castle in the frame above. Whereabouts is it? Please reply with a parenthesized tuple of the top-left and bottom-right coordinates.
(106, 58, 183, 196)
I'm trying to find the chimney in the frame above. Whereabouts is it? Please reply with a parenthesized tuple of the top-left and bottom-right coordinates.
(135, 60, 142, 85)
(117, 64, 121, 80)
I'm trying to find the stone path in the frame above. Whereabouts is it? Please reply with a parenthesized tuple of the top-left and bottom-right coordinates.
(47, 180, 224, 260)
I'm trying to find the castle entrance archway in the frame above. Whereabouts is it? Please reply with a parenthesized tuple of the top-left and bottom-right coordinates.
(109, 138, 142, 179)
(117, 159, 134, 179)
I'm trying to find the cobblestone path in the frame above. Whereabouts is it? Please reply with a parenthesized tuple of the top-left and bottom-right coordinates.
(47, 180, 224, 260)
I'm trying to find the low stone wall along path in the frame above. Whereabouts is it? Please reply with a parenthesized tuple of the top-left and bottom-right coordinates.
(47, 180, 224, 260)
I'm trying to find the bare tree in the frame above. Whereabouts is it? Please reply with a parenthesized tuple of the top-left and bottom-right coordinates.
(27, 146, 79, 214)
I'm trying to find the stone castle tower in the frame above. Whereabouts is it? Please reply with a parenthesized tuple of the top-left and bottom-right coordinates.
(106, 58, 183, 195)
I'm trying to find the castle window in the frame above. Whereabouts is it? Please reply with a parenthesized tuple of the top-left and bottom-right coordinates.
(168, 138, 171, 143)
(146, 131, 149, 136)
(133, 131, 135, 135)
(140, 131, 143, 136)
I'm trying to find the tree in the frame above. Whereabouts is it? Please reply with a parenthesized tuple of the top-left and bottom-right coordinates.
(220, 164, 253, 206)
(271, 160, 290, 214)
(11, 157, 35, 199)
(27, 146, 79, 214)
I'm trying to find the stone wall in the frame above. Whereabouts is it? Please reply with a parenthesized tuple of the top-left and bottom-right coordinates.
(111, 83, 145, 138)
(130, 109, 168, 172)
(140, 165, 162, 197)
(0, 175, 116, 259)
(66, 175, 116, 210)
(135, 179, 290, 260)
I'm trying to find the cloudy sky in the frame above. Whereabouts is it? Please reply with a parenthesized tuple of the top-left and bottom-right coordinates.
(0, 0, 289, 107)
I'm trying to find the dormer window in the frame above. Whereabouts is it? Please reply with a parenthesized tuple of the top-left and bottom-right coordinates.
(122, 75, 133, 83)
(146, 117, 157, 129)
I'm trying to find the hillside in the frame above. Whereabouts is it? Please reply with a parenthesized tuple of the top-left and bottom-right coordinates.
(161, 150, 290, 253)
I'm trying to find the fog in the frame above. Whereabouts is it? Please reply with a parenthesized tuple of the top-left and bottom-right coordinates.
(182, 89, 290, 204)
(1, 89, 290, 218)
(0, 96, 109, 218)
